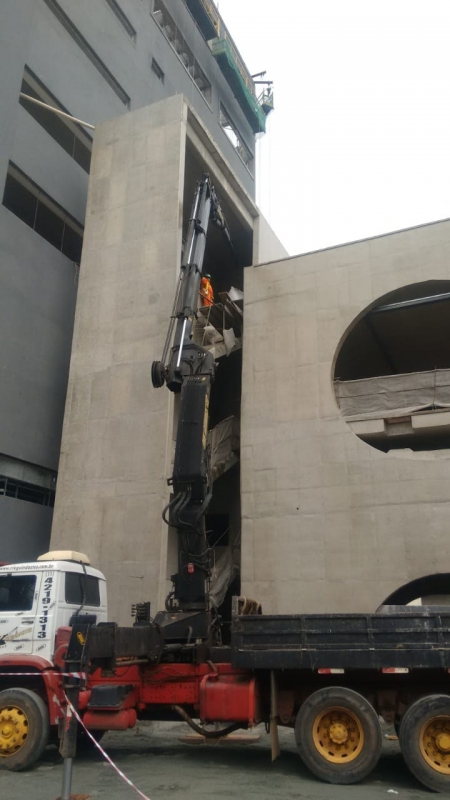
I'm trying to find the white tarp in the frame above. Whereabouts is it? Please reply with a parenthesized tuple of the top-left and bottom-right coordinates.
(208, 416, 240, 483)
(335, 368, 450, 420)
(209, 546, 240, 608)
(207, 416, 241, 608)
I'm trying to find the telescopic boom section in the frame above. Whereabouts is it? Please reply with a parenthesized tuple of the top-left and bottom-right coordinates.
(151, 175, 231, 616)
(174, 176, 212, 351)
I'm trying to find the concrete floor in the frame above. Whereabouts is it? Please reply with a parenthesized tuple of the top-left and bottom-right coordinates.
(0, 722, 434, 799)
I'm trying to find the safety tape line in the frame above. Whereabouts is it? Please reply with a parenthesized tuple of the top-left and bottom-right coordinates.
(65, 696, 152, 800)
(1, 668, 151, 798)
(0, 671, 86, 678)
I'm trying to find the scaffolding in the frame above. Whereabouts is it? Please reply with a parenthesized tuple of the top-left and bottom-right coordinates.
(184, 0, 274, 134)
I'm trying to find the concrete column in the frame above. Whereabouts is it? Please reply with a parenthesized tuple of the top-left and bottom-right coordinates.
(51, 96, 187, 624)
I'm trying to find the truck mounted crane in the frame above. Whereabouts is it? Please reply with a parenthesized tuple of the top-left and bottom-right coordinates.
(2, 177, 450, 795)
(150, 174, 231, 640)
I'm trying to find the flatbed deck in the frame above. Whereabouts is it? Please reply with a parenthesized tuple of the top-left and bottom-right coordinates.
(231, 608, 450, 670)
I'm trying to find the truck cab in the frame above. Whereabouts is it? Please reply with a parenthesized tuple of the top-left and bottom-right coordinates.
(0, 551, 107, 662)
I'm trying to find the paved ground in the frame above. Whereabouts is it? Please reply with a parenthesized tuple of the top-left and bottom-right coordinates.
(0, 722, 433, 799)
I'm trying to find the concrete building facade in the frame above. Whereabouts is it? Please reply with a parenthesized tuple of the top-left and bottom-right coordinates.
(1, 0, 268, 561)
(50, 96, 285, 623)
(241, 220, 450, 613)
(12, 2, 448, 621)
(51, 90, 450, 622)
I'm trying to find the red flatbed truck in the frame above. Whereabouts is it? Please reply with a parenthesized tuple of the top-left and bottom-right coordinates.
(1, 557, 450, 792)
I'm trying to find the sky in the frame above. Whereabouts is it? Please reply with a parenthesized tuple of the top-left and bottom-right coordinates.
(216, 0, 450, 256)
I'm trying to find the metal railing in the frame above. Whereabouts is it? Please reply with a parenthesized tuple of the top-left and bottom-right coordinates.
(193, 0, 257, 97)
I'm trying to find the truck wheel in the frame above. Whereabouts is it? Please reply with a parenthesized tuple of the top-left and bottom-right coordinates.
(295, 686, 382, 784)
(0, 687, 49, 771)
(399, 694, 450, 793)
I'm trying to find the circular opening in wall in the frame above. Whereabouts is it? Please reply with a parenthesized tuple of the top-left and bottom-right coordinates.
(378, 574, 450, 608)
(333, 280, 450, 454)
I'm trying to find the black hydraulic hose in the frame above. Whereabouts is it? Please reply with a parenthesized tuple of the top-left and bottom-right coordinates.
(170, 493, 188, 527)
(165, 591, 175, 611)
(172, 705, 243, 738)
(162, 490, 188, 527)
(176, 489, 212, 533)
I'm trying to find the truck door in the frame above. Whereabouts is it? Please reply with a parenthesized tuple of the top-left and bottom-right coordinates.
(56, 570, 103, 628)
(0, 572, 42, 656)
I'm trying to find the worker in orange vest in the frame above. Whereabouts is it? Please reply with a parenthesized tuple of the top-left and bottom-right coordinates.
(200, 273, 214, 307)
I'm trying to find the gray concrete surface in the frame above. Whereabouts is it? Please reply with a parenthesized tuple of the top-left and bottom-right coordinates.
(50, 97, 187, 625)
(241, 219, 450, 614)
(0, 497, 53, 562)
(0, 722, 431, 799)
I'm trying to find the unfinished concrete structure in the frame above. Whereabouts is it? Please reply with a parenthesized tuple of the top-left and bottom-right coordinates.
(50, 96, 285, 622)
(241, 221, 450, 613)
(51, 94, 450, 621)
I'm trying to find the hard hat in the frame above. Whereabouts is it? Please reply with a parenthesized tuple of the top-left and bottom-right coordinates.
(203, 273, 211, 279)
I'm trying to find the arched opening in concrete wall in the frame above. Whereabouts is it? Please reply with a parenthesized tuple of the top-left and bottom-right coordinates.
(380, 574, 450, 606)
(334, 281, 450, 453)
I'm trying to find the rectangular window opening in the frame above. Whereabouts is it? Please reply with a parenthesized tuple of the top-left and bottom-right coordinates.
(2, 163, 84, 263)
(43, 0, 130, 106)
(151, 57, 165, 83)
(152, 0, 211, 104)
(19, 67, 92, 173)
(0, 475, 55, 507)
(220, 104, 253, 167)
(105, 0, 136, 39)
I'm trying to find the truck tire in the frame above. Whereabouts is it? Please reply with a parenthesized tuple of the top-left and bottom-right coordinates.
(399, 694, 450, 793)
(294, 686, 382, 784)
(0, 687, 50, 771)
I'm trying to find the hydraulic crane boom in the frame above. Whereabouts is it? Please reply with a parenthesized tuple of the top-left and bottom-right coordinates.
(151, 175, 231, 628)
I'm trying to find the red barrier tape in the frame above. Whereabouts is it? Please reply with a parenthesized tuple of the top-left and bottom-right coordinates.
(65, 696, 152, 800)
(1, 669, 152, 798)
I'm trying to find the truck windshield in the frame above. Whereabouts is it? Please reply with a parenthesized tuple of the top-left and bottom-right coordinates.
(0, 575, 36, 611)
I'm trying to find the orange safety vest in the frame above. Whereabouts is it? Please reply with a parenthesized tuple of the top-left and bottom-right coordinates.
(200, 276, 214, 307)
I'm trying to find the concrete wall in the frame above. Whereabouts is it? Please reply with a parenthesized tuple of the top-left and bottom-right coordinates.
(253, 213, 289, 265)
(0, 208, 78, 470)
(0, 1, 78, 472)
(50, 97, 186, 623)
(241, 219, 450, 614)
(0, 498, 53, 563)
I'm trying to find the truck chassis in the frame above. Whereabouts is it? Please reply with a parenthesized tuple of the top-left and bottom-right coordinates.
(2, 607, 449, 791)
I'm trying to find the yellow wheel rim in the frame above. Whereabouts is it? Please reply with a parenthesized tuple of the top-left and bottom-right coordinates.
(419, 715, 450, 774)
(0, 705, 29, 757)
(312, 706, 364, 764)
